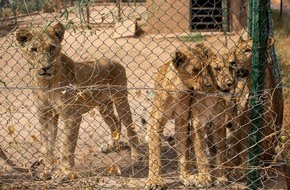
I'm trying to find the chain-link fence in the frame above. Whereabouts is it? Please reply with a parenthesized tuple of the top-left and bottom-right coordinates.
(0, 0, 289, 189)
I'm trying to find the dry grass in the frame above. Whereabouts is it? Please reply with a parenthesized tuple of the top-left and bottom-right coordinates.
(273, 9, 290, 177)
(274, 10, 290, 131)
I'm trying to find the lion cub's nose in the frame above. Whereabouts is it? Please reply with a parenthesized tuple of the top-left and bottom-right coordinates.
(42, 66, 50, 72)
(226, 80, 233, 88)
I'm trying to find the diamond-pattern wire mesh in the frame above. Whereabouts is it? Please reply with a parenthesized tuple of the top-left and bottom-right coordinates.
(0, 0, 287, 189)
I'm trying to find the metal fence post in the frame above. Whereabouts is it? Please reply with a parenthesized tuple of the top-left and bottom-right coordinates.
(246, 0, 268, 189)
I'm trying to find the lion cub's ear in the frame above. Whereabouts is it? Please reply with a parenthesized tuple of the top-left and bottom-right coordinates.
(238, 36, 245, 43)
(46, 22, 65, 43)
(238, 37, 253, 46)
(196, 43, 215, 58)
(16, 28, 33, 46)
(172, 50, 187, 69)
(204, 46, 215, 58)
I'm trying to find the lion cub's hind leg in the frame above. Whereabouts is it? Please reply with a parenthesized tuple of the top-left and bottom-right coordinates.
(98, 99, 122, 154)
(113, 92, 144, 161)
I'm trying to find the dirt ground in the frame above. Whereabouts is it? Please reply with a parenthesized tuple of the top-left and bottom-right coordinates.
(0, 3, 288, 190)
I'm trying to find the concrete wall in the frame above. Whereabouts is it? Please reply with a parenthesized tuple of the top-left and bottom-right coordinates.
(229, 0, 248, 32)
(146, 0, 190, 34)
(146, 0, 248, 34)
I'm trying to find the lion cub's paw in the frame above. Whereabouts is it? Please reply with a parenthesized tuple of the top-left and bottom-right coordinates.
(37, 171, 52, 180)
(52, 169, 78, 183)
(100, 141, 118, 153)
(179, 174, 196, 187)
(31, 159, 53, 180)
(215, 176, 229, 186)
(146, 177, 166, 190)
(195, 173, 212, 188)
(131, 149, 145, 162)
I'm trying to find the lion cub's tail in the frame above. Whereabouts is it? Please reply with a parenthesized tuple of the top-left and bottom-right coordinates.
(0, 147, 29, 173)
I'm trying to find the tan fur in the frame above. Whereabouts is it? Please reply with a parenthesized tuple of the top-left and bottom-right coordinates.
(147, 45, 233, 189)
(16, 22, 143, 181)
(227, 37, 281, 179)
(226, 38, 252, 179)
(190, 92, 228, 187)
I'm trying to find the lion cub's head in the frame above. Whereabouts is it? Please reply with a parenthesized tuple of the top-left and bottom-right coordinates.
(228, 38, 253, 78)
(16, 22, 65, 80)
(172, 45, 214, 92)
(228, 37, 275, 78)
(172, 44, 233, 92)
(210, 52, 234, 92)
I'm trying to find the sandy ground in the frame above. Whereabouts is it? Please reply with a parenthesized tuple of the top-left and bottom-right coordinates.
(0, 3, 288, 190)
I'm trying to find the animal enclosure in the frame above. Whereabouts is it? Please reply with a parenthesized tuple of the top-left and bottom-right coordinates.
(0, 0, 288, 189)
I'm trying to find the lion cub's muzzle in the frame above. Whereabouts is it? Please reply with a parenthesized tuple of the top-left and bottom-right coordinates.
(37, 65, 55, 79)
(236, 68, 249, 78)
(218, 79, 233, 93)
(218, 86, 231, 93)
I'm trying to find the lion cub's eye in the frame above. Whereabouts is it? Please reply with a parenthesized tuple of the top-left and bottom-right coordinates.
(229, 59, 236, 65)
(49, 45, 56, 54)
(244, 48, 252, 53)
(214, 67, 221, 72)
(31, 47, 37, 52)
(192, 68, 200, 73)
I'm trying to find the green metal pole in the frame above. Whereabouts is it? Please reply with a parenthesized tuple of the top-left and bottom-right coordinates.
(246, 0, 268, 189)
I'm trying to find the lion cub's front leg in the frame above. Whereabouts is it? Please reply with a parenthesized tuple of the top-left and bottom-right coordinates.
(147, 108, 168, 190)
(192, 119, 212, 188)
(174, 102, 193, 187)
(212, 120, 228, 186)
(52, 112, 82, 182)
(37, 106, 59, 180)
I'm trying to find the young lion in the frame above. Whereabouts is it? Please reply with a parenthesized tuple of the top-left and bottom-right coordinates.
(147, 45, 233, 189)
(16, 22, 143, 181)
(189, 51, 234, 188)
(226, 37, 280, 179)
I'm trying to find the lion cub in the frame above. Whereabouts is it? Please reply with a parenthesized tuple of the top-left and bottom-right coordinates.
(226, 37, 279, 180)
(147, 45, 233, 189)
(16, 22, 143, 181)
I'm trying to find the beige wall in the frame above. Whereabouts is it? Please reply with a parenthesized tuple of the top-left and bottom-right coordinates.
(229, 0, 248, 32)
(146, 0, 249, 34)
(146, 0, 190, 34)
